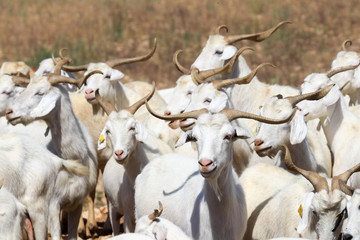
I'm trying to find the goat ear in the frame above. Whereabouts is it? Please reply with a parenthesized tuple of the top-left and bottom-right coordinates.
(109, 69, 125, 81)
(30, 92, 59, 119)
(175, 131, 191, 148)
(220, 45, 237, 61)
(208, 93, 228, 113)
(234, 126, 251, 139)
(322, 84, 341, 106)
(135, 121, 148, 143)
(290, 110, 308, 144)
(297, 191, 315, 234)
(98, 128, 108, 150)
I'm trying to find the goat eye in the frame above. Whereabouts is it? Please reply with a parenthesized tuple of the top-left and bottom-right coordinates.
(224, 134, 232, 140)
(186, 91, 192, 96)
(35, 92, 44, 96)
(129, 127, 135, 131)
(204, 98, 212, 104)
(215, 50, 223, 55)
(106, 130, 111, 135)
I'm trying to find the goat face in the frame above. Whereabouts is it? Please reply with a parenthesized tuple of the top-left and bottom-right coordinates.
(0, 75, 24, 116)
(98, 110, 147, 164)
(6, 76, 61, 125)
(343, 189, 360, 240)
(83, 63, 124, 103)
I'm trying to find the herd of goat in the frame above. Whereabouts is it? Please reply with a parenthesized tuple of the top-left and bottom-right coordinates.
(1, 20, 360, 240)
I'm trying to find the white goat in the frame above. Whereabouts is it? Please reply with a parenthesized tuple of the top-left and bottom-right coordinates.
(252, 85, 335, 176)
(0, 187, 34, 240)
(6, 72, 98, 240)
(242, 145, 357, 240)
(135, 104, 294, 240)
(96, 85, 173, 234)
(342, 186, 360, 240)
(0, 133, 88, 240)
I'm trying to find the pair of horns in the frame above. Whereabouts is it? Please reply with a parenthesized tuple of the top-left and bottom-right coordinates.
(216, 21, 292, 45)
(282, 144, 360, 194)
(95, 82, 156, 115)
(148, 201, 163, 221)
(60, 38, 157, 72)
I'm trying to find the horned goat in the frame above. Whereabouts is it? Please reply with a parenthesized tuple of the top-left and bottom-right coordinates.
(341, 183, 360, 240)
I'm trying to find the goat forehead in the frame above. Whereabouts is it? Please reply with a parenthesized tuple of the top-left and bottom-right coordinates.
(334, 51, 359, 64)
(86, 63, 111, 74)
(196, 113, 231, 132)
(261, 98, 292, 117)
(314, 190, 346, 210)
(206, 35, 227, 48)
(177, 75, 193, 87)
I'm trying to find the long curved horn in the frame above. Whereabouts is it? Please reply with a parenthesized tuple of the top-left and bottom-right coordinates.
(221, 107, 296, 124)
(106, 38, 157, 68)
(47, 70, 102, 88)
(342, 39, 352, 51)
(148, 201, 164, 221)
(332, 162, 360, 192)
(224, 21, 292, 45)
(340, 81, 351, 92)
(212, 62, 275, 90)
(53, 53, 72, 75)
(191, 47, 253, 85)
(338, 180, 354, 196)
(94, 89, 117, 115)
(61, 63, 90, 72)
(11, 76, 30, 87)
(286, 84, 335, 107)
(124, 82, 156, 115)
(173, 50, 190, 74)
(326, 63, 360, 78)
(281, 144, 329, 193)
(145, 100, 208, 121)
(216, 25, 228, 35)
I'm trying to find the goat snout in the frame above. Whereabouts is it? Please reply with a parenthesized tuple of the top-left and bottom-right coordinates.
(254, 139, 264, 147)
(85, 89, 94, 95)
(114, 150, 124, 158)
(5, 109, 13, 118)
(164, 110, 171, 116)
(342, 234, 353, 240)
(198, 158, 213, 169)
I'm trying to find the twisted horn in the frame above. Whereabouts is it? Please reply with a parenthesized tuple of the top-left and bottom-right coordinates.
(47, 70, 102, 88)
(173, 50, 191, 74)
(326, 63, 360, 78)
(216, 25, 229, 35)
(191, 47, 253, 85)
(52, 51, 73, 75)
(332, 161, 360, 192)
(148, 201, 164, 221)
(220, 107, 296, 124)
(106, 38, 157, 68)
(212, 62, 275, 90)
(224, 21, 292, 45)
(342, 39, 352, 51)
(285, 84, 335, 107)
(338, 180, 354, 196)
(124, 82, 156, 115)
(281, 144, 329, 193)
(146, 100, 208, 121)
(11, 76, 30, 87)
(95, 89, 117, 115)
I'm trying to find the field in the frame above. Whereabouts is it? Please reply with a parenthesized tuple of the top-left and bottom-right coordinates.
(3, 0, 360, 239)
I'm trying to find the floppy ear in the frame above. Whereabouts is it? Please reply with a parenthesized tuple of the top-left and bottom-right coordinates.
(234, 126, 251, 139)
(98, 127, 108, 150)
(208, 93, 228, 113)
(297, 191, 315, 234)
(290, 110, 308, 144)
(322, 84, 341, 107)
(30, 92, 59, 119)
(175, 131, 192, 148)
(109, 69, 125, 81)
(220, 45, 237, 60)
(135, 121, 148, 143)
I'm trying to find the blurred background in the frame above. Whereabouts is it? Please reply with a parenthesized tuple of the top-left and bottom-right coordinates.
(1, 0, 360, 89)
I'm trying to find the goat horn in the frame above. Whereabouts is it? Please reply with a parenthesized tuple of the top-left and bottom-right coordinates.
(340, 81, 351, 92)
(95, 89, 117, 115)
(192, 47, 253, 85)
(326, 63, 360, 78)
(124, 82, 156, 115)
(212, 62, 275, 90)
(286, 84, 335, 107)
(47, 70, 102, 88)
(146, 100, 208, 121)
(281, 144, 329, 193)
(342, 39, 352, 51)
(224, 21, 292, 45)
(332, 162, 360, 192)
(0, 178, 4, 188)
(11, 76, 30, 87)
(338, 180, 354, 196)
(61, 63, 90, 72)
(148, 201, 164, 221)
(106, 38, 157, 68)
(216, 25, 228, 35)
(173, 49, 190, 75)
(221, 107, 296, 124)
(52, 52, 73, 75)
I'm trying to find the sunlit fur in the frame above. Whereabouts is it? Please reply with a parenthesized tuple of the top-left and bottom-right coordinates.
(343, 189, 360, 240)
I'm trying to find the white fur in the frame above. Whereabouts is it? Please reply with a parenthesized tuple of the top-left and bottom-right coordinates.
(343, 189, 360, 240)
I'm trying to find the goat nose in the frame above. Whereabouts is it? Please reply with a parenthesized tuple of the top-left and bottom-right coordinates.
(5, 109, 13, 116)
(115, 150, 124, 158)
(198, 158, 213, 167)
(254, 139, 264, 147)
(343, 234, 353, 240)
(164, 110, 171, 116)
(85, 89, 94, 95)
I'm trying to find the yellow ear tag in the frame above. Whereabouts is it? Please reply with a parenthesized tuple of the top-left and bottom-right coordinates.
(75, 88, 79, 92)
(99, 134, 105, 144)
(175, 136, 180, 144)
(298, 204, 303, 218)
(336, 211, 342, 218)
(253, 127, 257, 135)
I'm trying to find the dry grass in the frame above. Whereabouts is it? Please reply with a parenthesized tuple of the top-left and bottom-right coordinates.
(1, 0, 360, 89)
